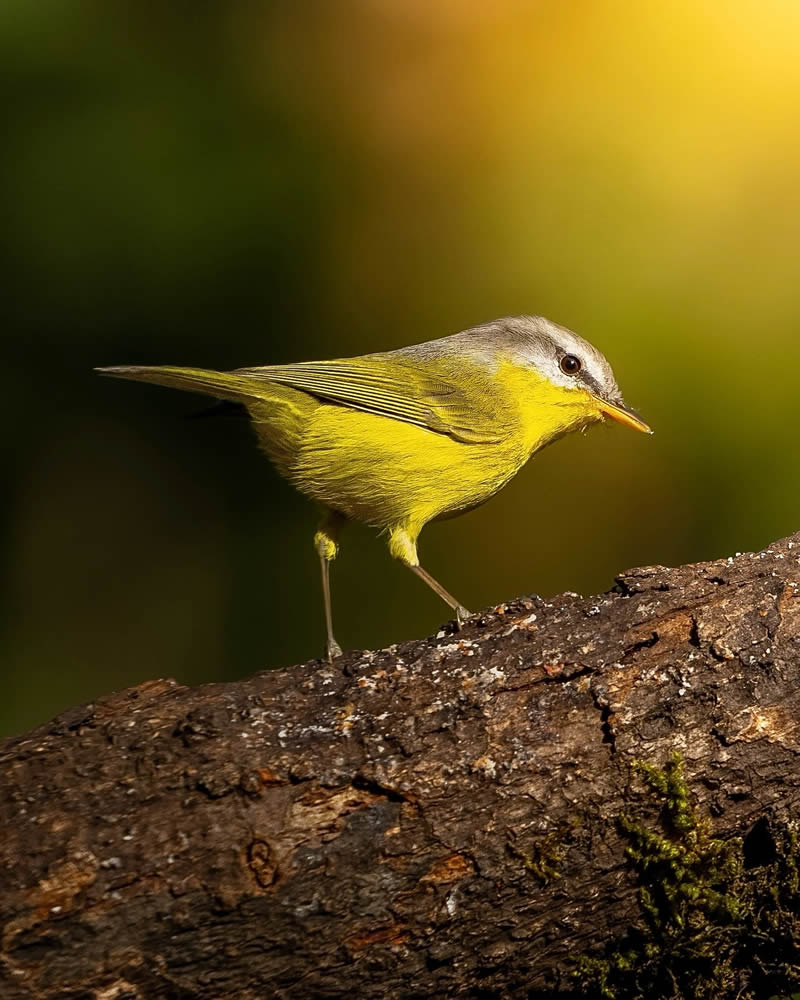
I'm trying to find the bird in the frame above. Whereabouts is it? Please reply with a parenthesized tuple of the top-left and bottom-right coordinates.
(97, 314, 650, 660)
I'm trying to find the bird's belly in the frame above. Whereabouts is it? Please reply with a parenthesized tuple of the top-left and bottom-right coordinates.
(289, 406, 526, 529)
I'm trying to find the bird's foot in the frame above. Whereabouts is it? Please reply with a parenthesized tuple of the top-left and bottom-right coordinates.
(327, 638, 343, 662)
(455, 605, 471, 628)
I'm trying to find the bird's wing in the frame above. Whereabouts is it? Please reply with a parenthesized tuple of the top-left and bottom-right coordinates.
(235, 357, 510, 444)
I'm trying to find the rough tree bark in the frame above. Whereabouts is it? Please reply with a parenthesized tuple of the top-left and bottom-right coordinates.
(3, 534, 800, 1000)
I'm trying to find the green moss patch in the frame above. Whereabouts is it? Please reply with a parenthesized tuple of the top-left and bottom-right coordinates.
(572, 753, 800, 999)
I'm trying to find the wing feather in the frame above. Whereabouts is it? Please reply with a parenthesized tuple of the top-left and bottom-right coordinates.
(235, 358, 508, 444)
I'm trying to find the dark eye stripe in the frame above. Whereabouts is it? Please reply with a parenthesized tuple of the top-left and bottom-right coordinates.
(581, 373, 603, 396)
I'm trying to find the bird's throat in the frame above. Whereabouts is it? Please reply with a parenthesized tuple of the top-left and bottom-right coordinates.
(496, 360, 601, 455)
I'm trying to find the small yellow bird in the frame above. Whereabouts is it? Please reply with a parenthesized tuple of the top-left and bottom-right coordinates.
(98, 315, 650, 659)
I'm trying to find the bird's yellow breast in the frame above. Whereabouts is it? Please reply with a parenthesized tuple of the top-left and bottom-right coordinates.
(280, 357, 601, 533)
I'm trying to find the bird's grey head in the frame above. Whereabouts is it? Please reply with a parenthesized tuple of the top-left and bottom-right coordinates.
(400, 314, 650, 432)
(474, 315, 624, 403)
(449, 314, 651, 433)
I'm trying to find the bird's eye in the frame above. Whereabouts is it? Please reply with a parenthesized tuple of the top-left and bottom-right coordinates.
(560, 354, 582, 376)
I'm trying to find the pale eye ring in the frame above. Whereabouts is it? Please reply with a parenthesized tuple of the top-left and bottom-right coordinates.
(560, 353, 582, 376)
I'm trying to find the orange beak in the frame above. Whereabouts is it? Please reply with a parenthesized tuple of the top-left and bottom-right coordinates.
(598, 399, 652, 434)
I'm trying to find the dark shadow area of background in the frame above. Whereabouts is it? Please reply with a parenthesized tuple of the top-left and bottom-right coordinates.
(3, 1, 799, 737)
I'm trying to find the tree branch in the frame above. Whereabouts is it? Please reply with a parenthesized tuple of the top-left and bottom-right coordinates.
(3, 534, 800, 998)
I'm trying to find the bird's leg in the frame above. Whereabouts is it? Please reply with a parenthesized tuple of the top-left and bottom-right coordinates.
(389, 526, 471, 627)
(314, 510, 345, 661)
(409, 565, 471, 626)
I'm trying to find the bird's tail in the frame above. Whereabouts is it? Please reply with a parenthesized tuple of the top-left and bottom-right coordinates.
(96, 364, 317, 473)
(95, 365, 266, 403)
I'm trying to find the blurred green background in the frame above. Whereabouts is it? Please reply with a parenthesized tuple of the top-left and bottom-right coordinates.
(3, 0, 800, 738)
